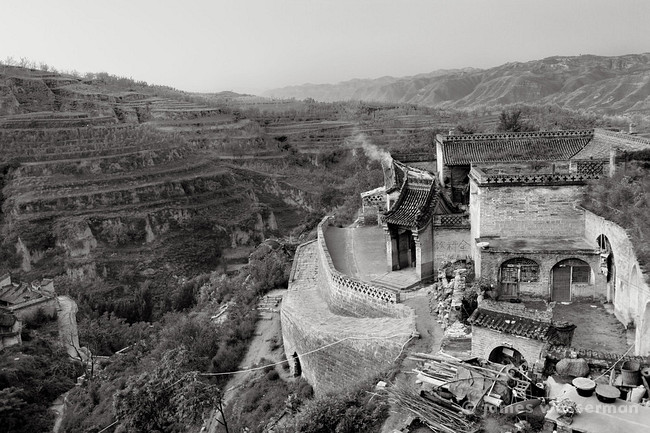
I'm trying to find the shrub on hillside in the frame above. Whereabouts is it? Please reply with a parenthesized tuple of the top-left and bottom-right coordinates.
(582, 159, 650, 272)
(291, 382, 388, 433)
(248, 243, 291, 293)
(0, 337, 82, 433)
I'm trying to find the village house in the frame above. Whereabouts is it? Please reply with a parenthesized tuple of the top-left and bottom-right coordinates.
(468, 300, 576, 370)
(361, 128, 650, 356)
(0, 274, 57, 323)
(0, 306, 21, 350)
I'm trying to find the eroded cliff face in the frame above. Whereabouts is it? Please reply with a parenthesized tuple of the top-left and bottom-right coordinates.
(5, 171, 311, 283)
(0, 66, 321, 287)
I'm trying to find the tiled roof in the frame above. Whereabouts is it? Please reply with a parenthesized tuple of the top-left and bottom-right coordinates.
(469, 307, 575, 344)
(0, 283, 44, 305)
(440, 130, 594, 165)
(383, 181, 435, 229)
(572, 128, 650, 160)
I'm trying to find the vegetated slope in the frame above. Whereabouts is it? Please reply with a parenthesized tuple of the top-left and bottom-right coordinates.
(0, 65, 448, 320)
(265, 53, 650, 117)
(582, 151, 650, 275)
(0, 65, 316, 317)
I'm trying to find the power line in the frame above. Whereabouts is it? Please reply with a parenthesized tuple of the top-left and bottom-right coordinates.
(200, 332, 414, 377)
(593, 343, 636, 382)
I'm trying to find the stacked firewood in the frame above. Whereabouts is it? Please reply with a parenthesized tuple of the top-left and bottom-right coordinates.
(387, 385, 477, 433)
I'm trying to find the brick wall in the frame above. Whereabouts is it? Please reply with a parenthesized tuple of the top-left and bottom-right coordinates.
(281, 241, 416, 394)
(281, 309, 410, 394)
(478, 250, 605, 300)
(583, 209, 650, 355)
(471, 326, 547, 365)
(471, 181, 585, 239)
(432, 226, 472, 270)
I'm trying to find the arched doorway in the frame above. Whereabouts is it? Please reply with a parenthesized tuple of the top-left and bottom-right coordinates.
(396, 228, 416, 269)
(500, 258, 540, 299)
(597, 235, 616, 301)
(551, 259, 592, 302)
(292, 352, 302, 377)
(488, 346, 525, 367)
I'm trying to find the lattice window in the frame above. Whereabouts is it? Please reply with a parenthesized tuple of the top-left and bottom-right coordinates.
(502, 258, 540, 282)
(440, 215, 464, 226)
(576, 161, 605, 176)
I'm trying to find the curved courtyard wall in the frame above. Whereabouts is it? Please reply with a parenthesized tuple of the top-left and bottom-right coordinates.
(317, 216, 412, 318)
(281, 227, 416, 394)
(583, 209, 650, 356)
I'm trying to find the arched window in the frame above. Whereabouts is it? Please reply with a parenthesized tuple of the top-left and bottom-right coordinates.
(556, 259, 591, 284)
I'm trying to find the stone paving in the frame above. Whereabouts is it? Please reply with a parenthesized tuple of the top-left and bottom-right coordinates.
(324, 224, 421, 290)
(284, 241, 415, 337)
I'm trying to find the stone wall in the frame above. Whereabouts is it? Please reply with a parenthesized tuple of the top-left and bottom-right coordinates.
(317, 217, 412, 318)
(281, 241, 416, 394)
(478, 250, 605, 300)
(583, 209, 650, 355)
(470, 179, 585, 239)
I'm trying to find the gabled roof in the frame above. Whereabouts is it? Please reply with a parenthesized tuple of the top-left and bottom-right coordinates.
(383, 180, 435, 229)
(383, 161, 463, 228)
(0, 283, 44, 305)
(439, 130, 594, 165)
(469, 301, 576, 344)
(572, 128, 650, 160)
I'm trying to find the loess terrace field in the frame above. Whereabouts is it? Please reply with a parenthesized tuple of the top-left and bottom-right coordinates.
(0, 65, 449, 318)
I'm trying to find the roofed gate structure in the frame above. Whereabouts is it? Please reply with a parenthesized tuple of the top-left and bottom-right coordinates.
(381, 162, 460, 282)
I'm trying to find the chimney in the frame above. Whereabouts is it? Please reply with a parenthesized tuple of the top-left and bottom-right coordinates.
(609, 147, 616, 177)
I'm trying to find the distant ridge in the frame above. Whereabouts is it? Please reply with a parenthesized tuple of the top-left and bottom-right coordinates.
(265, 54, 650, 117)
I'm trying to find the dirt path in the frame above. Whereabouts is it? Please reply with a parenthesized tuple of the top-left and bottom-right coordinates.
(51, 296, 82, 432)
(56, 295, 81, 359)
(205, 289, 289, 433)
(381, 287, 444, 433)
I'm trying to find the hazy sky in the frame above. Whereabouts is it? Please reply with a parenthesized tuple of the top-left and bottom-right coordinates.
(2, 0, 649, 94)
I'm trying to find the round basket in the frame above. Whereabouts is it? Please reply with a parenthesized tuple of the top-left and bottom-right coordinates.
(595, 384, 620, 403)
(572, 377, 596, 397)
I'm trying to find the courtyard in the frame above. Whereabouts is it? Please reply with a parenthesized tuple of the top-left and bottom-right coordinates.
(323, 223, 421, 290)
(527, 300, 632, 354)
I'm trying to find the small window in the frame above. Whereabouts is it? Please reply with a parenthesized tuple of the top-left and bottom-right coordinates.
(502, 258, 540, 282)
(520, 264, 539, 282)
(572, 266, 591, 284)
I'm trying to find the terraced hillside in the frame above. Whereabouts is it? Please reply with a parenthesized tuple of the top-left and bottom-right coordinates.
(0, 66, 445, 318)
(0, 67, 312, 313)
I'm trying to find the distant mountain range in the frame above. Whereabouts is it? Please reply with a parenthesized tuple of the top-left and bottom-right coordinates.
(265, 54, 650, 116)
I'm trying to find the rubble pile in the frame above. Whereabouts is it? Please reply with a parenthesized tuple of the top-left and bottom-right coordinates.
(429, 268, 471, 330)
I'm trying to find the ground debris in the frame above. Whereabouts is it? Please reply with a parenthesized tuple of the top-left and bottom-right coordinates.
(386, 384, 478, 433)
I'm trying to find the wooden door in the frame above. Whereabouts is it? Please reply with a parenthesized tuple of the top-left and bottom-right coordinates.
(500, 265, 519, 299)
(398, 231, 411, 269)
(552, 266, 571, 301)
